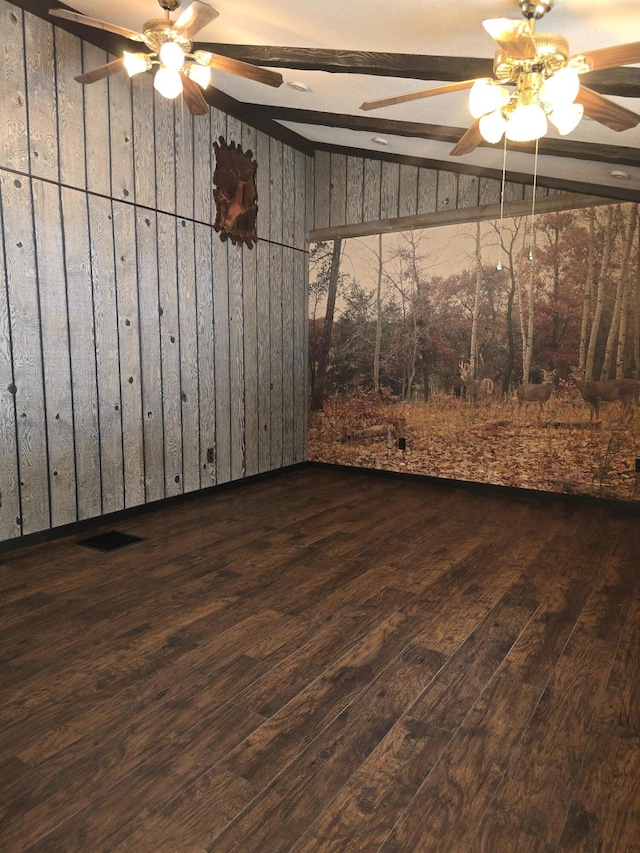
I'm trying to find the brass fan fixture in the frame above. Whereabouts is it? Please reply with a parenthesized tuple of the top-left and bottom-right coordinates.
(49, 0, 283, 115)
(360, 0, 640, 155)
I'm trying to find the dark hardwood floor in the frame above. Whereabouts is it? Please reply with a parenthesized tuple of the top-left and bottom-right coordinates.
(1, 467, 639, 852)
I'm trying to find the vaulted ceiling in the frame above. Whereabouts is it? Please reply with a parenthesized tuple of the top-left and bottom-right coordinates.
(19, 0, 640, 201)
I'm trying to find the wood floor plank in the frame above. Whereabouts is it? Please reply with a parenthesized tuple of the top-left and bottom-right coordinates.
(290, 717, 450, 853)
(486, 628, 617, 847)
(410, 588, 540, 731)
(211, 644, 447, 852)
(378, 675, 542, 852)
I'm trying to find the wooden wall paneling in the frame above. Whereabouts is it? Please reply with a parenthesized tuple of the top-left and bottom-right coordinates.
(330, 153, 347, 228)
(293, 149, 308, 463)
(24, 11, 58, 182)
(380, 161, 400, 221)
(306, 154, 314, 246)
(0, 3, 28, 174)
(108, 69, 134, 203)
(195, 221, 216, 486)
(242, 123, 259, 478)
(32, 178, 76, 527)
(131, 72, 156, 211)
(281, 139, 297, 467)
(0, 184, 21, 541)
(176, 216, 201, 492)
(157, 211, 183, 497)
(211, 107, 231, 484)
(225, 116, 246, 481)
(346, 156, 364, 226)
(293, 247, 307, 463)
(54, 27, 86, 191)
(154, 92, 176, 215)
(417, 167, 438, 214)
(112, 200, 144, 507)
(314, 150, 330, 230)
(399, 165, 419, 219)
(135, 207, 165, 503)
(174, 102, 194, 221)
(479, 177, 501, 206)
(193, 99, 212, 226)
(504, 181, 525, 202)
(281, 245, 295, 466)
(457, 173, 480, 211)
(256, 131, 271, 473)
(363, 158, 381, 222)
(1, 172, 50, 533)
(437, 169, 458, 212)
(88, 194, 123, 514)
(82, 43, 110, 197)
(60, 187, 101, 521)
(269, 137, 284, 469)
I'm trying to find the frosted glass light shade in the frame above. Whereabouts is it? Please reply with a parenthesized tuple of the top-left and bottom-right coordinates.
(159, 40, 185, 72)
(186, 63, 211, 89)
(548, 102, 584, 135)
(505, 103, 547, 142)
(469, 78, 509, 119)
(479, 109, 508, 143)
(540, 67, 580, 108)
(154, 67, 183, 99)
(123, 51, 151, 77)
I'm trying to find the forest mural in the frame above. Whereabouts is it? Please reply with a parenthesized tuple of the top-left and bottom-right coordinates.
(308, 202, 640, 501)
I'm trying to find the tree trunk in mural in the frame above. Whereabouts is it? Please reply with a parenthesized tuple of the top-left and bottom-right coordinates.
(601, 204, 636, 379)
(615, 203, 639, 378)
(373, 232, 383, 390)
(470, 221, 483, 376)
(311, 238, 341, 410)
(578, 208, 596, 371)
(586, 205, 615, 380)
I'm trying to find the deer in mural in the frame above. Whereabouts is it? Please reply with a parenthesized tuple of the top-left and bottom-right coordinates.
(569, 366, 640, 422)
(458, 360, 494, 402)
(515, 369, 557, 420)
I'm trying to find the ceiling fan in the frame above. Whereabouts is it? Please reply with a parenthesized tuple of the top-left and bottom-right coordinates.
(48, 0, 283, 115)
(360, 0, 640, 156)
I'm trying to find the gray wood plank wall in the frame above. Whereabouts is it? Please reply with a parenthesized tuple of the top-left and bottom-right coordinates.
(0, 1, 309, 544)
(312, 150, 557, 233)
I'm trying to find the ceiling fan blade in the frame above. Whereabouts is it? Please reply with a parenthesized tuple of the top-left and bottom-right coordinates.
(450, 119, 483, 156)
(180, 72, 210, 115)
(360, 79, 477, 111)
(48, 8, 145, 42)
(575, 85, 640, 132)
(174, 1, 219, 40)
(482, 17, 537, 60)
(580, 41, 640, 73)
(192, 50, 283, 87)
(75, 57, 126, 84)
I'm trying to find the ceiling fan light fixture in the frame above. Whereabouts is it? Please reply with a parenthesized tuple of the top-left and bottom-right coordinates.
(159, 39, 186, 72)
(539, 66, 580, 107)
(154, 66, 183, 99)
(469, 78, 509, 119)
(123, 51, 152, 77)
(505, 102, 547, 141)
(479, 109, 508, 143)
(548, 101, 583, 135)
(186, 62, 211, 89)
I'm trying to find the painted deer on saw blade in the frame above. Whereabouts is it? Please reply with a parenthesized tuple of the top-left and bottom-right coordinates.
(569, 367, 640, 421)
(515, 369, 557, 418)
(458, 360, 494, 402)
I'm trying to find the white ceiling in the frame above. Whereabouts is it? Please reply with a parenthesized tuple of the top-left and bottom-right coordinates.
(51, 0, 640, 197)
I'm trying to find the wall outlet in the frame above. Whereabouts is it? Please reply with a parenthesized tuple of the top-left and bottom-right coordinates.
(635, 458, 640, 473)
(206, 448, 215, 464)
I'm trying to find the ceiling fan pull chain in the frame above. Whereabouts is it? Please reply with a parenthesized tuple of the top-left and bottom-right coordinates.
(497, 134, 507, 271)
(529, 138, 539, 262)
